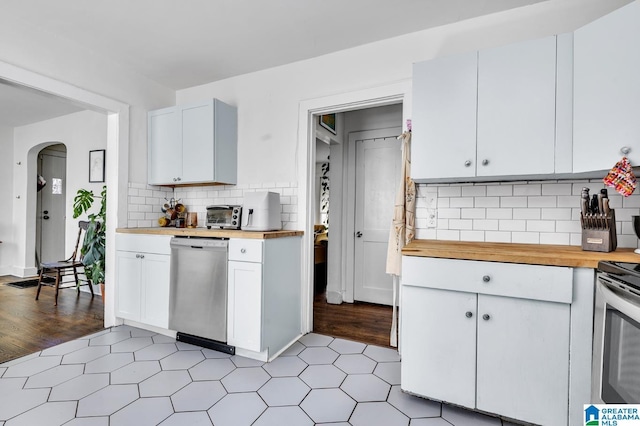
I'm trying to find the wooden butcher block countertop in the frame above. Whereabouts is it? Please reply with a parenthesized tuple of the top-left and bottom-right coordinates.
(117, 227, 303, 240)
(402, 239, 640, 268)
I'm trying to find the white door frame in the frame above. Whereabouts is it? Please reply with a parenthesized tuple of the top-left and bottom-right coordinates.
(296, 80, 412, 333)
(0, 60, 130, 328)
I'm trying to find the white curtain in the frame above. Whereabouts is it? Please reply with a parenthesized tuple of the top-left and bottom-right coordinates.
(385, 131, 415, 347)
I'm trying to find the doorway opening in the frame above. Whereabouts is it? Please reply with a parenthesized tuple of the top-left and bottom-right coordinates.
(36, 144, 67, 266)
(310, 103, 404, 347)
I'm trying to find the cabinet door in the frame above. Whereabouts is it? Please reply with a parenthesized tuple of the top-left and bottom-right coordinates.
(227, 260, 263, 352)
(148, 107, 181, 185)
(115, 251, 142, 321)
(476, 294, 570, 426)
(574, 1, 640, 172)
(401, 285, 477, 408)
(412, 52, 478, 180)
(180, 101, 214, 184)
(477, 36, 557, 177)
(140, 253, 171, 329)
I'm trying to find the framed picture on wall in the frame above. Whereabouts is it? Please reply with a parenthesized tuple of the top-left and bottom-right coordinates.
(89, 149, 105, 183)
(319, 114, 337, 135)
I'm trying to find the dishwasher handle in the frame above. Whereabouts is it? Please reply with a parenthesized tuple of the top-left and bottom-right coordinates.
(170, 237, 228, 250)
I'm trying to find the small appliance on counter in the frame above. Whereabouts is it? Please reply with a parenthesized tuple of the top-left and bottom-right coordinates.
(242, 191, 282, 231)
(206, 205, 242, 229)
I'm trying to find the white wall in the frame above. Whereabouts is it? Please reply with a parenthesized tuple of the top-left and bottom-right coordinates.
(0, 125, 14, 274)
(0, 15, 175, 185)
(12, 111, 107, 276)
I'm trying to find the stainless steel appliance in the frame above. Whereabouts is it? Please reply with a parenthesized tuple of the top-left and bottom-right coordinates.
(169, 237, 234, 354)
(206, 205, 241, 229)
(241, 191, 281, 231)
(592, 261, 640, 403)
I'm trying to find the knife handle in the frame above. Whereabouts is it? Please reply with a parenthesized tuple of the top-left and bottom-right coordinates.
(602, 198, 610, 216)
(581, 199, 589, 216)
(591, 195, 600, 215)
(598, 193, 604, 215)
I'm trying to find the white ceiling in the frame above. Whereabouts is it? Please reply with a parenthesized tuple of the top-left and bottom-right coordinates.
(1, 0, 547, 127)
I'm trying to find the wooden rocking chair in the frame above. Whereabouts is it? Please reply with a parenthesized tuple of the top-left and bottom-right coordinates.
(36, 220, 94, 305)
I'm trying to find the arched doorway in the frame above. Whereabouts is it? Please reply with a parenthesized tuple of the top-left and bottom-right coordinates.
(35, 143, 67, 265)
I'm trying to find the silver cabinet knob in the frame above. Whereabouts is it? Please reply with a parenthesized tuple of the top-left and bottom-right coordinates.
(483, 314, 491, 321)
(482, 159, 489, 166)
(240, 248, 246, 254)
(482, 275, 491, 283)
(465, 311, 473, 318)
(621, 146, 631, 155)
(176, 177, 181, 181)
(139, 254, 145, 259)
(464, 160, 472, 167)
(173, 177, 177, 182)
(356, 231, 363, 238)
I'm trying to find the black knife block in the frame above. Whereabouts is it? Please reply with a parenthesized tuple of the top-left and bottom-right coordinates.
(580, 210, 617, 252)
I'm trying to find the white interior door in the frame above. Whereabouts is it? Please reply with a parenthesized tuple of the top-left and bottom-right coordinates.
(354, 134, 401, 305)
(37, 147, 67, 264)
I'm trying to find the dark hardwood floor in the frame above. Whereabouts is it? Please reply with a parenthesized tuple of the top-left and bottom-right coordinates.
(0, 272, 392, 364)
(0, 276, 104, 364)
(312, 291, 394, 348)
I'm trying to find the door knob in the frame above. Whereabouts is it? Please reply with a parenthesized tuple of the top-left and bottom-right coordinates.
(482, 159, 489, 166)
(356, 231, 362, 238)
(483, 314, 491, 321)
(43, 210, 49, 214)
(464, 160, 472, 167)
(482, 275, 491, 283)
(43, 215, 50, 220)
(465, 311, 473, 318)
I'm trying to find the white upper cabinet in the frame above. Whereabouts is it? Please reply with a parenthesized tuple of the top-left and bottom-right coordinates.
(412, 51, 478, 180)
(148, 99, 237, 186)
(412, 34, 573, 182)
(574, 1, 640, 173)
(477, 36, 557, 177)
(148, 107, 179, 185)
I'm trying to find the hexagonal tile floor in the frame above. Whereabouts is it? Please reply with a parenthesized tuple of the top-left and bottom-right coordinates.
(0, 326, 512, 425)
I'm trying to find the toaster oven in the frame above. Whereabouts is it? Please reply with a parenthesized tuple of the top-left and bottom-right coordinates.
(206, 205, 241, 229)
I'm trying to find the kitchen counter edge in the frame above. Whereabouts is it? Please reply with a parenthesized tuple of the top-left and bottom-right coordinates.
(116, 227, 303, 240)
(402, 239, 640, 268)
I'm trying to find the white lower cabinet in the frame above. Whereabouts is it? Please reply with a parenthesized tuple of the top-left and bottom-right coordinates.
(227, 260, 262, 352)
(401, 256, 573, 426)
(227, 237, 302, 360)
(115, 234, 171, 329)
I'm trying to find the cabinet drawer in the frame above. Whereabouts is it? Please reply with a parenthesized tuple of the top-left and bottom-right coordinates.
(402, 256, 572, 304)
(229, 239, 263, 263)
(116, 234, 172, 255)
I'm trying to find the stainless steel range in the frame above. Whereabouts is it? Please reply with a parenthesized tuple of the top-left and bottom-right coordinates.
(593, 261, 640, 403)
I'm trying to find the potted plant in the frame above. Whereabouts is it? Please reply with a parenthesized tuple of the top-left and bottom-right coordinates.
(73, 185, 106, 301)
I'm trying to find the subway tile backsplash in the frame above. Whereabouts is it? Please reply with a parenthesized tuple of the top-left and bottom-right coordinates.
(127, 178, 640, 248)
(127, 182, 298, 230)
(415, 179, 640, 248)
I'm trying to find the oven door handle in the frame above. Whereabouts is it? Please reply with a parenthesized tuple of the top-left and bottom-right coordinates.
(598, 280, 640, 321)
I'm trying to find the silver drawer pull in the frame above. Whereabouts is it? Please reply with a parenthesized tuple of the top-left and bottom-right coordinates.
(240, 248, 246, 254)
(483, 314, 491, 321)
(482, 275, 491, 283)
(465, 311, 473, 318)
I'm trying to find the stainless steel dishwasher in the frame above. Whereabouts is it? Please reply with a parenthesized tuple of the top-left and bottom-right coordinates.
(169, 237, 234, 354)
